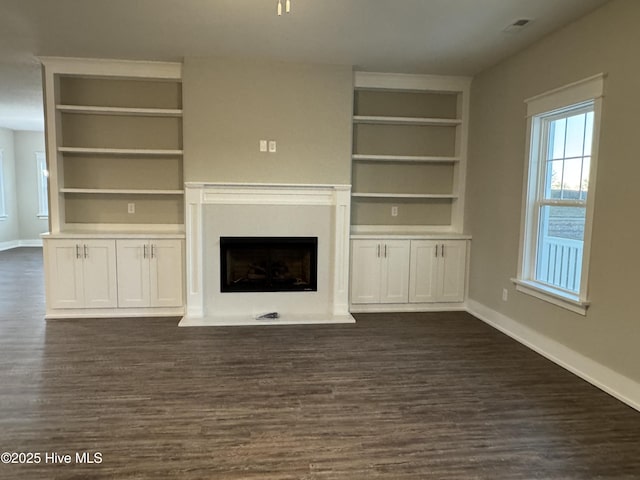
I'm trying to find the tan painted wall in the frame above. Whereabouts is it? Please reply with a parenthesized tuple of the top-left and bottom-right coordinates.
(0, 128, 19, 243)
(182, 57, 353, 184)
(14, 131, 48, 240)
(466, 0, 640, 382)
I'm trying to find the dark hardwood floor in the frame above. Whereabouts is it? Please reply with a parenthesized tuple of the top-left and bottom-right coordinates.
(1, 247, 639, 479)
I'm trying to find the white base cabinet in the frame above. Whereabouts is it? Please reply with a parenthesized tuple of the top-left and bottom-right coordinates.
(409, 240, 466, 303)
(45, 239, 118, 309)
(43, 235, 185, 319)
(116, 239, 183, 308)
(350, 237, 469, 311)
(350, 240, 410, 304)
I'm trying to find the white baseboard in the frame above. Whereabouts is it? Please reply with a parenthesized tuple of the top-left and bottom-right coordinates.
(466, 298, 640, 413)
(0, 239, 43, 251)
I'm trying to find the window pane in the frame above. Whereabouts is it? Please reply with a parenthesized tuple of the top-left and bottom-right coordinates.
(546, 160, 563, 199)
(535, 205, 586, 293)
(562, 157, 583, 200)
(564, 113, 586, 158)
(548, 118, 566, 160)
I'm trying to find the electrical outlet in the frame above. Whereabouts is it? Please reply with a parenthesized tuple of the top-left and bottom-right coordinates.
(259, 140, 268, 152)
(391, 206, 398, 217)
(502, 288, 508, 302)
(127, 203, 135, 214)
(268, 140, 277, 153)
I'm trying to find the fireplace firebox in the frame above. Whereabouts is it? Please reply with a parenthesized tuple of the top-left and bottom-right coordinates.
(220, 237, 318, 293)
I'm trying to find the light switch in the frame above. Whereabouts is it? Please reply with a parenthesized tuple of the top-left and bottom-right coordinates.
(259, 140, 268, 152)
(268, 140, 277, 153)
(128, 203, 135, 214)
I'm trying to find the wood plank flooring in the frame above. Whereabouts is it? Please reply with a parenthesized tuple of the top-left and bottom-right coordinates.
(1, 247, 639, 479)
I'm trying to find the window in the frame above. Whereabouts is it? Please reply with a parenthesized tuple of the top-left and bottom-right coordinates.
(36, 151, 48, 218)
(515, 75, 604, 315)
(0, 149, 6, 219)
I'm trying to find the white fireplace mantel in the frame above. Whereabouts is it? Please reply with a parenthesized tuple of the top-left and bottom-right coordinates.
(181, 182, 353, 326)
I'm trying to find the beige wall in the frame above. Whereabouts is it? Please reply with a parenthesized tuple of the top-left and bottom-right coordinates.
(0, 128, 19, 243)
(183, 57, 353, 184)
(14, 131, 48, 240)
(466, 0, 640, 382)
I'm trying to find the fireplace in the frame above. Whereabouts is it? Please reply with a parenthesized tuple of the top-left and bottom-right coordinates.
(220, 237, 318, 293)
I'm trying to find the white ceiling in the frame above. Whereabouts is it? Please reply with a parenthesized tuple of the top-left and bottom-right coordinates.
(0, 0, 610, 131)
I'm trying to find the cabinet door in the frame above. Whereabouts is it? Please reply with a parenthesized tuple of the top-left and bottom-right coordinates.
(379, 240, 410, 304)
(116, 240, 151, 308)
(350, 240, 382, 304)
(149, 240, 183, 307)
(409, 240, 439, 303)
(45, 240, 84, 309)
(437, 241, 467, 303)
(82, 240, 118, 308)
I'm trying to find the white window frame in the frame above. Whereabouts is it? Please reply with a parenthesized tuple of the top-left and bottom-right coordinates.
(36, 151, 49, 218)
(514, 74, 605, 315)
(0, 149, 6, 220)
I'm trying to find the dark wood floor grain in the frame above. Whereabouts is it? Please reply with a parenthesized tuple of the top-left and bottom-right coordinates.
(1, 247, 639, 479)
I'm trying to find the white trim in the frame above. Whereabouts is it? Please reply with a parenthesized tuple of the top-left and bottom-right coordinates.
(466, 299, 640, 413)
(36, 151, 48, 218)
(354, 71, 472, 92)
(0, 149, 6, 219)
(39, 56, 182, 80)
(0, 239, 44, 251)
(46, 306, 184, 320)
(512, 279, 588, 316)
(350, 303, 467, 313)
(526, 73, 605, 117)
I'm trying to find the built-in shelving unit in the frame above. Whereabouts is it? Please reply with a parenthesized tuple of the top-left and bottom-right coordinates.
(351, 72, 471, 233)
(40, 57, 186, 320)
(41, 57, 185, 233)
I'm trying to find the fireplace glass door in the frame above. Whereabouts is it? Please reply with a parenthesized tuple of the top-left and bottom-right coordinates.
(220, 237, 318, 292)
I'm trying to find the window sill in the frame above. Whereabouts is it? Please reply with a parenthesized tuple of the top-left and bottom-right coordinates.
(0, 215, 7, 221)
(511, 278, 589, 316)
(37, 214, 49, 219)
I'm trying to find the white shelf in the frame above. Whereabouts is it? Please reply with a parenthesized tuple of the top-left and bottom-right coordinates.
(58, 147, 183, 156)
(352, 154, 460, 163)
(57, 104, 183, 117)
(352, 192, 458, 199)
(353, 115, 461, 126)
(60, 188, 184, 195)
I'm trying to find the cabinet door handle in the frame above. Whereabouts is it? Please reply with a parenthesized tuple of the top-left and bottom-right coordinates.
(377, 244, 380, 258)
(151, 244, 155, 259)
(143, 244, 147, 259)
(384, 244, 387, 258)
(83, 244, 88, 259)
(76, 244, 81, 259)
(435, 244, 438, 258)
(441, 244, 445, 257)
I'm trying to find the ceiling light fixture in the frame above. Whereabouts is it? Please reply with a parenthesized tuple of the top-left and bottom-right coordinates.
(277, 0, 291, 16)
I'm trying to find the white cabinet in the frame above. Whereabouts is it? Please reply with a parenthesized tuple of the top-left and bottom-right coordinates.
(45, 239, 117, 309)
(350, 239, 410, 304)
(350, 237, 469, 311)
(116, 239, 183, 308)
(410, 240, 467, 303)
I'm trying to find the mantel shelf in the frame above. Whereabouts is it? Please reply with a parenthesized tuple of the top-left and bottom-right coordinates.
(56, 104, 183, 117)
(58, 147, 183, 156)
(352, 192, 458, 199)
(352, 154, 460, 163)
(353, 115, 462, 126)
(60, 188, 184, 195)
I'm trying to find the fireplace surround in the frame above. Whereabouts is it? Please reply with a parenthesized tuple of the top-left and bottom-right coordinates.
(179, 183, 354, 326)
